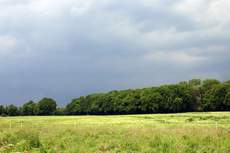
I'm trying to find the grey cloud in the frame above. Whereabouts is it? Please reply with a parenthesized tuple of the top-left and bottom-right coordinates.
(0, 0, 229, 105)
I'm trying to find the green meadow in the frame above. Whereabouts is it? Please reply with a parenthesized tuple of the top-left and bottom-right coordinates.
(0, 112, 230, 153)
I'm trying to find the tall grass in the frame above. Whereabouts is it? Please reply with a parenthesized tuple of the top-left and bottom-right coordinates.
(0, 112, 230, 153)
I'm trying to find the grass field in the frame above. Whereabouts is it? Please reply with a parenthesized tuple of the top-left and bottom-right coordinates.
(0, 112, 230, 153)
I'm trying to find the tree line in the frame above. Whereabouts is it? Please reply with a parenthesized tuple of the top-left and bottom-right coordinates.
(0, 79, 229, 116)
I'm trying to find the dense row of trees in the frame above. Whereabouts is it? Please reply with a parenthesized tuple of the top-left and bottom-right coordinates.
(0, 79, 229, 116)
(0, 98, 57, 116)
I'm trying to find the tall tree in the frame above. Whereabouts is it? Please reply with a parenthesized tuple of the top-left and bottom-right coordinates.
(37, 98, 57, 115)
(22, 101, 38, 115)
(6, 105, 19, 116)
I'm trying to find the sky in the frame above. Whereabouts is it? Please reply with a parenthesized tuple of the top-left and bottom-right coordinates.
(0, 0, 230, 105)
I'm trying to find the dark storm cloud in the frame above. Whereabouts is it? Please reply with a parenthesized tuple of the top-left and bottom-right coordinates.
(0, 0, 229, 105)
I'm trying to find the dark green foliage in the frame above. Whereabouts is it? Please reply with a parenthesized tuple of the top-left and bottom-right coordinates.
(224, 92, 230, 109)
(6, 105, 20, 116)
(1, 79, 230, 116)
(189, 79, 201, 86)
(63, 79, 229, 115)
(22, 101, 38, 115)
(140, 89, 161, 113)
(0, 105, 5, 115)
(37, 98, 57, 115)
(55, 107, 65, 115)
(202, 79, 220, 91)
(65, 98, 82, 115)
(202, 83, 230, 111)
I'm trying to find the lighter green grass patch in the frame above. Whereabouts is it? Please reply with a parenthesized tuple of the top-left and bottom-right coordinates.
(0, 112, 230, 153)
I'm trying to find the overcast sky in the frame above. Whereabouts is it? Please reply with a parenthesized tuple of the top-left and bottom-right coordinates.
(0, 0, 230, 105)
